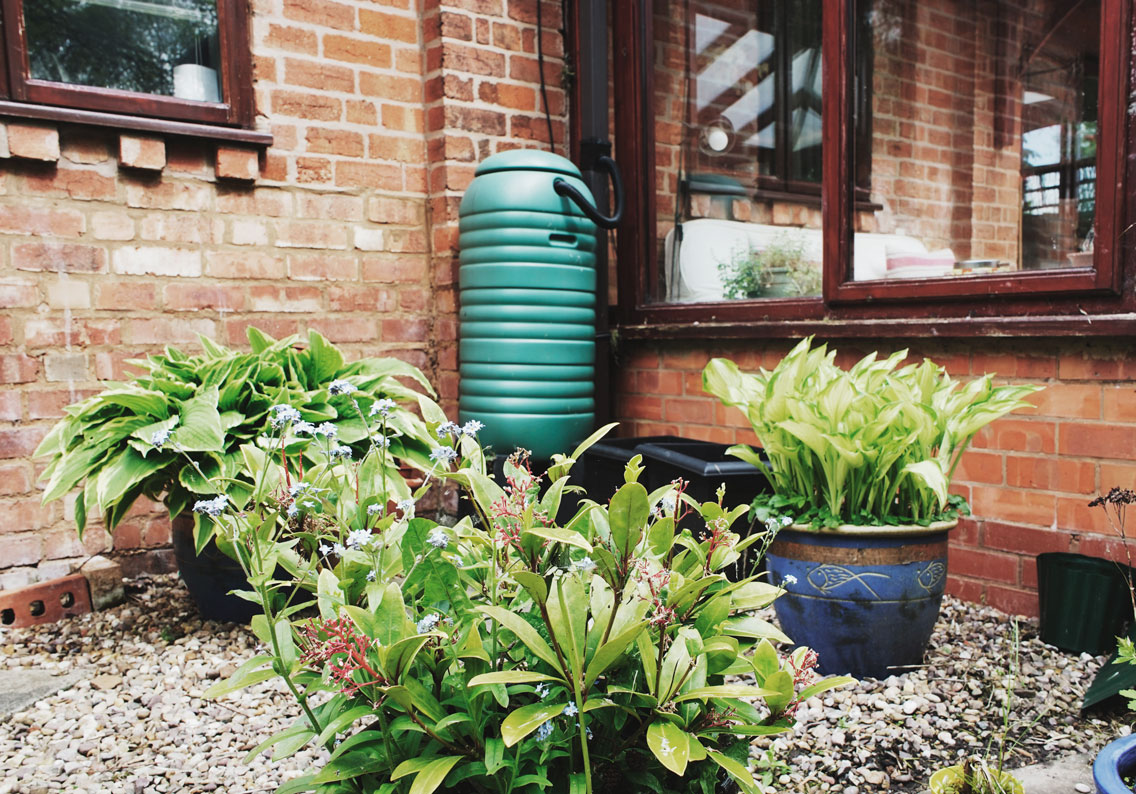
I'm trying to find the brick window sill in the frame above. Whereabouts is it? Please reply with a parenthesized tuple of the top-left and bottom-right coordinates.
(0, 100, 272, 147)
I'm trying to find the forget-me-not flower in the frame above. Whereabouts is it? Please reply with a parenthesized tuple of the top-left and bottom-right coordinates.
(328, 380, 356, 396)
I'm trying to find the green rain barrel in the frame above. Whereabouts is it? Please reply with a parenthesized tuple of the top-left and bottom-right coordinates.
(458, 151, 598, 459)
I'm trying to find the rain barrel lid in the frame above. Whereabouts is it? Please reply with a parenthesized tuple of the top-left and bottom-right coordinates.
(475, 150, 582, 178)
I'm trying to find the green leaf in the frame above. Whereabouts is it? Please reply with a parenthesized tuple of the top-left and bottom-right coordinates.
(476, 605, 563, 675)
(721, 616, 791, 643)
(609, 482, 649, 558)
(513, 570, 549, 605)
(169, 386, 225, 452)
(384, 635, 432, 682)
(707, 749, 760, 794)
(467, 671, 564, 687)
(647, 720, 690, 776)
(314, 705, 373, 747)
(305, 331, 345, 387)
(584, 621, 647, 691)
(524, 525, 593, 552)
(484, 738, 506, 775)
(796, 675, 855, 703)
(672, 684, 777, 703)
(500, 702, 564, 747)
(94, 448, 166, 520)
(202, 654, 276, 698)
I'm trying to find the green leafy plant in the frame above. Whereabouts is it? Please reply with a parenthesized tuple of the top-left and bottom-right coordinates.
(703, 337, 1041, 528)
(718, 235, 820, 300)
(35, 327, 439, 553)
(203, 418, 853, 794)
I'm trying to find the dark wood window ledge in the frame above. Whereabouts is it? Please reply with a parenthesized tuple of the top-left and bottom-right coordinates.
(0, 99, 272, 147)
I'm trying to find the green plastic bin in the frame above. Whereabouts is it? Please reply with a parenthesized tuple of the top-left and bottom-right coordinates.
(1037, 552, 1133, 655)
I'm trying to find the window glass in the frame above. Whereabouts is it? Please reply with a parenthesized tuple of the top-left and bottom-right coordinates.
(851, 0, 1099, 282)
(24, 0, 222, 102)
(653, 0, 825, 304)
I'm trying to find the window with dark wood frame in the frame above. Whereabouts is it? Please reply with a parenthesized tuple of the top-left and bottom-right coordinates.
(605, 0, 1136, 337)
(0, 0, 254, 128)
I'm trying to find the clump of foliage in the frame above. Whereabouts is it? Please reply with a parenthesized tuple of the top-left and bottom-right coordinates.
(201, 413, 852, 794)
(1089, 487, 1136, 711)
(35, 327, 438, 552)
(703, 337, 1041, 528)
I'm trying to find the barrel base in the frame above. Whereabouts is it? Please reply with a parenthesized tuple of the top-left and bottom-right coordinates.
(459, 410, 594, 461)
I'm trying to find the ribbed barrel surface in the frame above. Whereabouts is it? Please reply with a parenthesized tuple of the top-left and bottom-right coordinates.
(458, 151, 597, 459)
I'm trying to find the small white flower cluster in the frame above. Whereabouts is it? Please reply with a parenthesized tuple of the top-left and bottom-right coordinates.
(319, 541, 348, 557)
(371, 434, 392, 449)
(562, 702, 578, 717)
(330, 445, 353, 460)
(150, 427, 173, 449)
(782, 574, 798, 586)
(346, 528, 372, 550)
(653, 493, 678, 519)
(535, 721, 553, 741)
(416, 613, 440, 633)
(429, 446, 458, 464)
(397, 498, 416, 518)
(436, 420, 485, 439)
(366, 503, 383, 516)
(192, 494, 228, 517)
(425, 528, 449, 550)
(370, 398, 397, 418)
(327, 380, 356, 396)
(270, 405, 302, 428)
(763, 515, 794, 533)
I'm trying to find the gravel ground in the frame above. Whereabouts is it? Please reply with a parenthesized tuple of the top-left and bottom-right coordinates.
(0, 574, 1129, 793)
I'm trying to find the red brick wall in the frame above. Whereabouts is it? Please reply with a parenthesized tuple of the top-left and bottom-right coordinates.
(614, 337, 1136, 617)
(0, 0, 567, 589)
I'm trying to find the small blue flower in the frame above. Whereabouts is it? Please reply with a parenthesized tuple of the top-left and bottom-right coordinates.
(328, 380, 356, 396)
(270, 405, 302, 428)
(417, 613, 440, 633)
(287, 503, 299, 518)
(429, 446, 457, 464)
(534, 683, 550, 697)
(314, 422, 338, 439)
(397, 498, 416, 517)
(535, 721, 553, 742)
(461, 419, 484, 436)
(425, 528, 449, 550)
(571, 557, 596, 574)
(330, 445, 353, 460)
(370, 398, 396, 418)
(562, 702, 578, 717)
(318, 542, 333, 557)
(366, 570, 376, 582)
(293, 420, 316, 435)
(346, 529, 372, 550)
(150, 428, 173, 449)
(366, 504, 382, 516)
(435, 421, 460, 439)
(289, 482, 312, 498)
(371, 434, 392, 449)
(332, 542, 347, 556)
(191, 495, 228, 518)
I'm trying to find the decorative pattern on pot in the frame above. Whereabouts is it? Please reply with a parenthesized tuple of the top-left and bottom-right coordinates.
(766, 521, 956, 679)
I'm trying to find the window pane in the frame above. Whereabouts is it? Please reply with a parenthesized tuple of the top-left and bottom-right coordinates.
(851, 0, 1099, 282)
(25, 0, 221, 101)
(652, 0, 824, 304)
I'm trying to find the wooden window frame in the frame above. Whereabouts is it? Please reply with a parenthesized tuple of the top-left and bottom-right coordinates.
(0, 0, 255, 129)
(607, 0, 1136, 339)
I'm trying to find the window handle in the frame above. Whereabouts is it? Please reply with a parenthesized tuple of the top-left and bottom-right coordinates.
(553, 155, 624, 230)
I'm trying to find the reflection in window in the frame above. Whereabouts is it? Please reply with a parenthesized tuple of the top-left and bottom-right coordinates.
(654, 0, 827, 304)
(25, 0, 221, 101)
(851, 0, 1099, 280)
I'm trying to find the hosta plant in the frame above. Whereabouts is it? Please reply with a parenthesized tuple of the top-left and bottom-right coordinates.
(35, 327, 439, 554)
(203, 418, 852, 794)
(703, 337, 1041, 528)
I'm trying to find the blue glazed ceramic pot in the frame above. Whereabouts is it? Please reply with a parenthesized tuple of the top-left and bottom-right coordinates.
(766, 520, 956, 679)
(1094, 734, 1136, 793)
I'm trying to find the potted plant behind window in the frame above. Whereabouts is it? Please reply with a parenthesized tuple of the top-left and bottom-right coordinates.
(703, 337, 1041, 678)
(718, 234, 821, 300)
(35, 327, 439, 622)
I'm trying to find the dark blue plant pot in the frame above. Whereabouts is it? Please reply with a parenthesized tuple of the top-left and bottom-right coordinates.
(766, 522, 955, 679)
(1094, 734, 1136, 793)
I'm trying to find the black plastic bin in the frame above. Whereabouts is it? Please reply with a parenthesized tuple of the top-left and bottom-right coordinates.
(637, 440, 771, 524)
(1037, 552, 1134, 655)
(579, 435, 687, 503)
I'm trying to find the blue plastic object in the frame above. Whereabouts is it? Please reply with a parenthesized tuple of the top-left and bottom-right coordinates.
(1094, 734, 1136, 793)
(766, 523, 954, 678)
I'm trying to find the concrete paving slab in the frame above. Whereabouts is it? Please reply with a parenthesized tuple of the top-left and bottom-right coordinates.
(920, 752, 1096, 793)
(0, 668, 86, 718)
